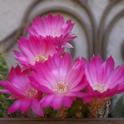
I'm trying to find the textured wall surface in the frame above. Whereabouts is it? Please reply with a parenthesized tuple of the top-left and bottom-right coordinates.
(0, 0, 33, 40)
(0, 0, 124, 117)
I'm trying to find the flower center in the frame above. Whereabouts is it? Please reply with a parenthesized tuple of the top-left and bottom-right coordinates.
(34, 55, 47, 62)
(26, 88, 38, 98)
(55, 82, 68, 94)
(93, 83, 107, 93)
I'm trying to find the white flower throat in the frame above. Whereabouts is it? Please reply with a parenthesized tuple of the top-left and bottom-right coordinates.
(55, 82, 68, 94)
(93, 83, 107, 93)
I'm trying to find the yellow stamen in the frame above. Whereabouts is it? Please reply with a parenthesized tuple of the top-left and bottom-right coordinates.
(34, 55, 47, 62)
(26, 88, 37, 98)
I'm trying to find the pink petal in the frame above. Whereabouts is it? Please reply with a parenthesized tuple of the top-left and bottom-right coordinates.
(108, 66, 124, 88)
(51, 95, 63, 110)
(0, 81, 24, 98)
(20, 99, 31, 112)
(0, 89, 10, 94)
(8, 100, 21, 113)
(31, 99, 44, 116)
(29, 76, 53, 94)
(63, 96, 74, 108)
(66, 59, 84, 88)
(40, 95, 54, 108)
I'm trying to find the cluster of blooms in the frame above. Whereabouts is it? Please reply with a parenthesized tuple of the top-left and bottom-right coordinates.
(0, 14, 124, 116)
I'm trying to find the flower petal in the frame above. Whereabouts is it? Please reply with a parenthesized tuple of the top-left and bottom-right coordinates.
(8, 100, 21, 113)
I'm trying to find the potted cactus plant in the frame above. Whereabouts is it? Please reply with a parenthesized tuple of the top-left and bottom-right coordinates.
(0, 14, 124, 124)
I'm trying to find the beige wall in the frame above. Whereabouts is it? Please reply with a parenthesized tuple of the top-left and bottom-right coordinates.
(0, 0, 33, 40)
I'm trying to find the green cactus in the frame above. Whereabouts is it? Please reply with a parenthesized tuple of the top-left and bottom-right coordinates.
(0, 53, 11, 117)
(0, 54, 8, 80)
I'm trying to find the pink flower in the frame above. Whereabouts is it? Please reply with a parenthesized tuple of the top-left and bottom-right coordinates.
(30, 53, 86, 110)
(0, 66, 43, 116)
(28, 14, 75, 49)
(14, 36, 57, 66)
(83, 55, 124, 102)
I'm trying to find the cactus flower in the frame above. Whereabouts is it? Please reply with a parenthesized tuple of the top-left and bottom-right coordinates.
(14, 36, 57, 66)
(30, 53, 86, 110)
(83, 56, 124, 102)
(0, 66, 43, 116)
(28, 14, 75, 49)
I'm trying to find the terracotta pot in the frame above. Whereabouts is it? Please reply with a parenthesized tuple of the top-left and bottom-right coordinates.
(0, 118, 124, 124)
